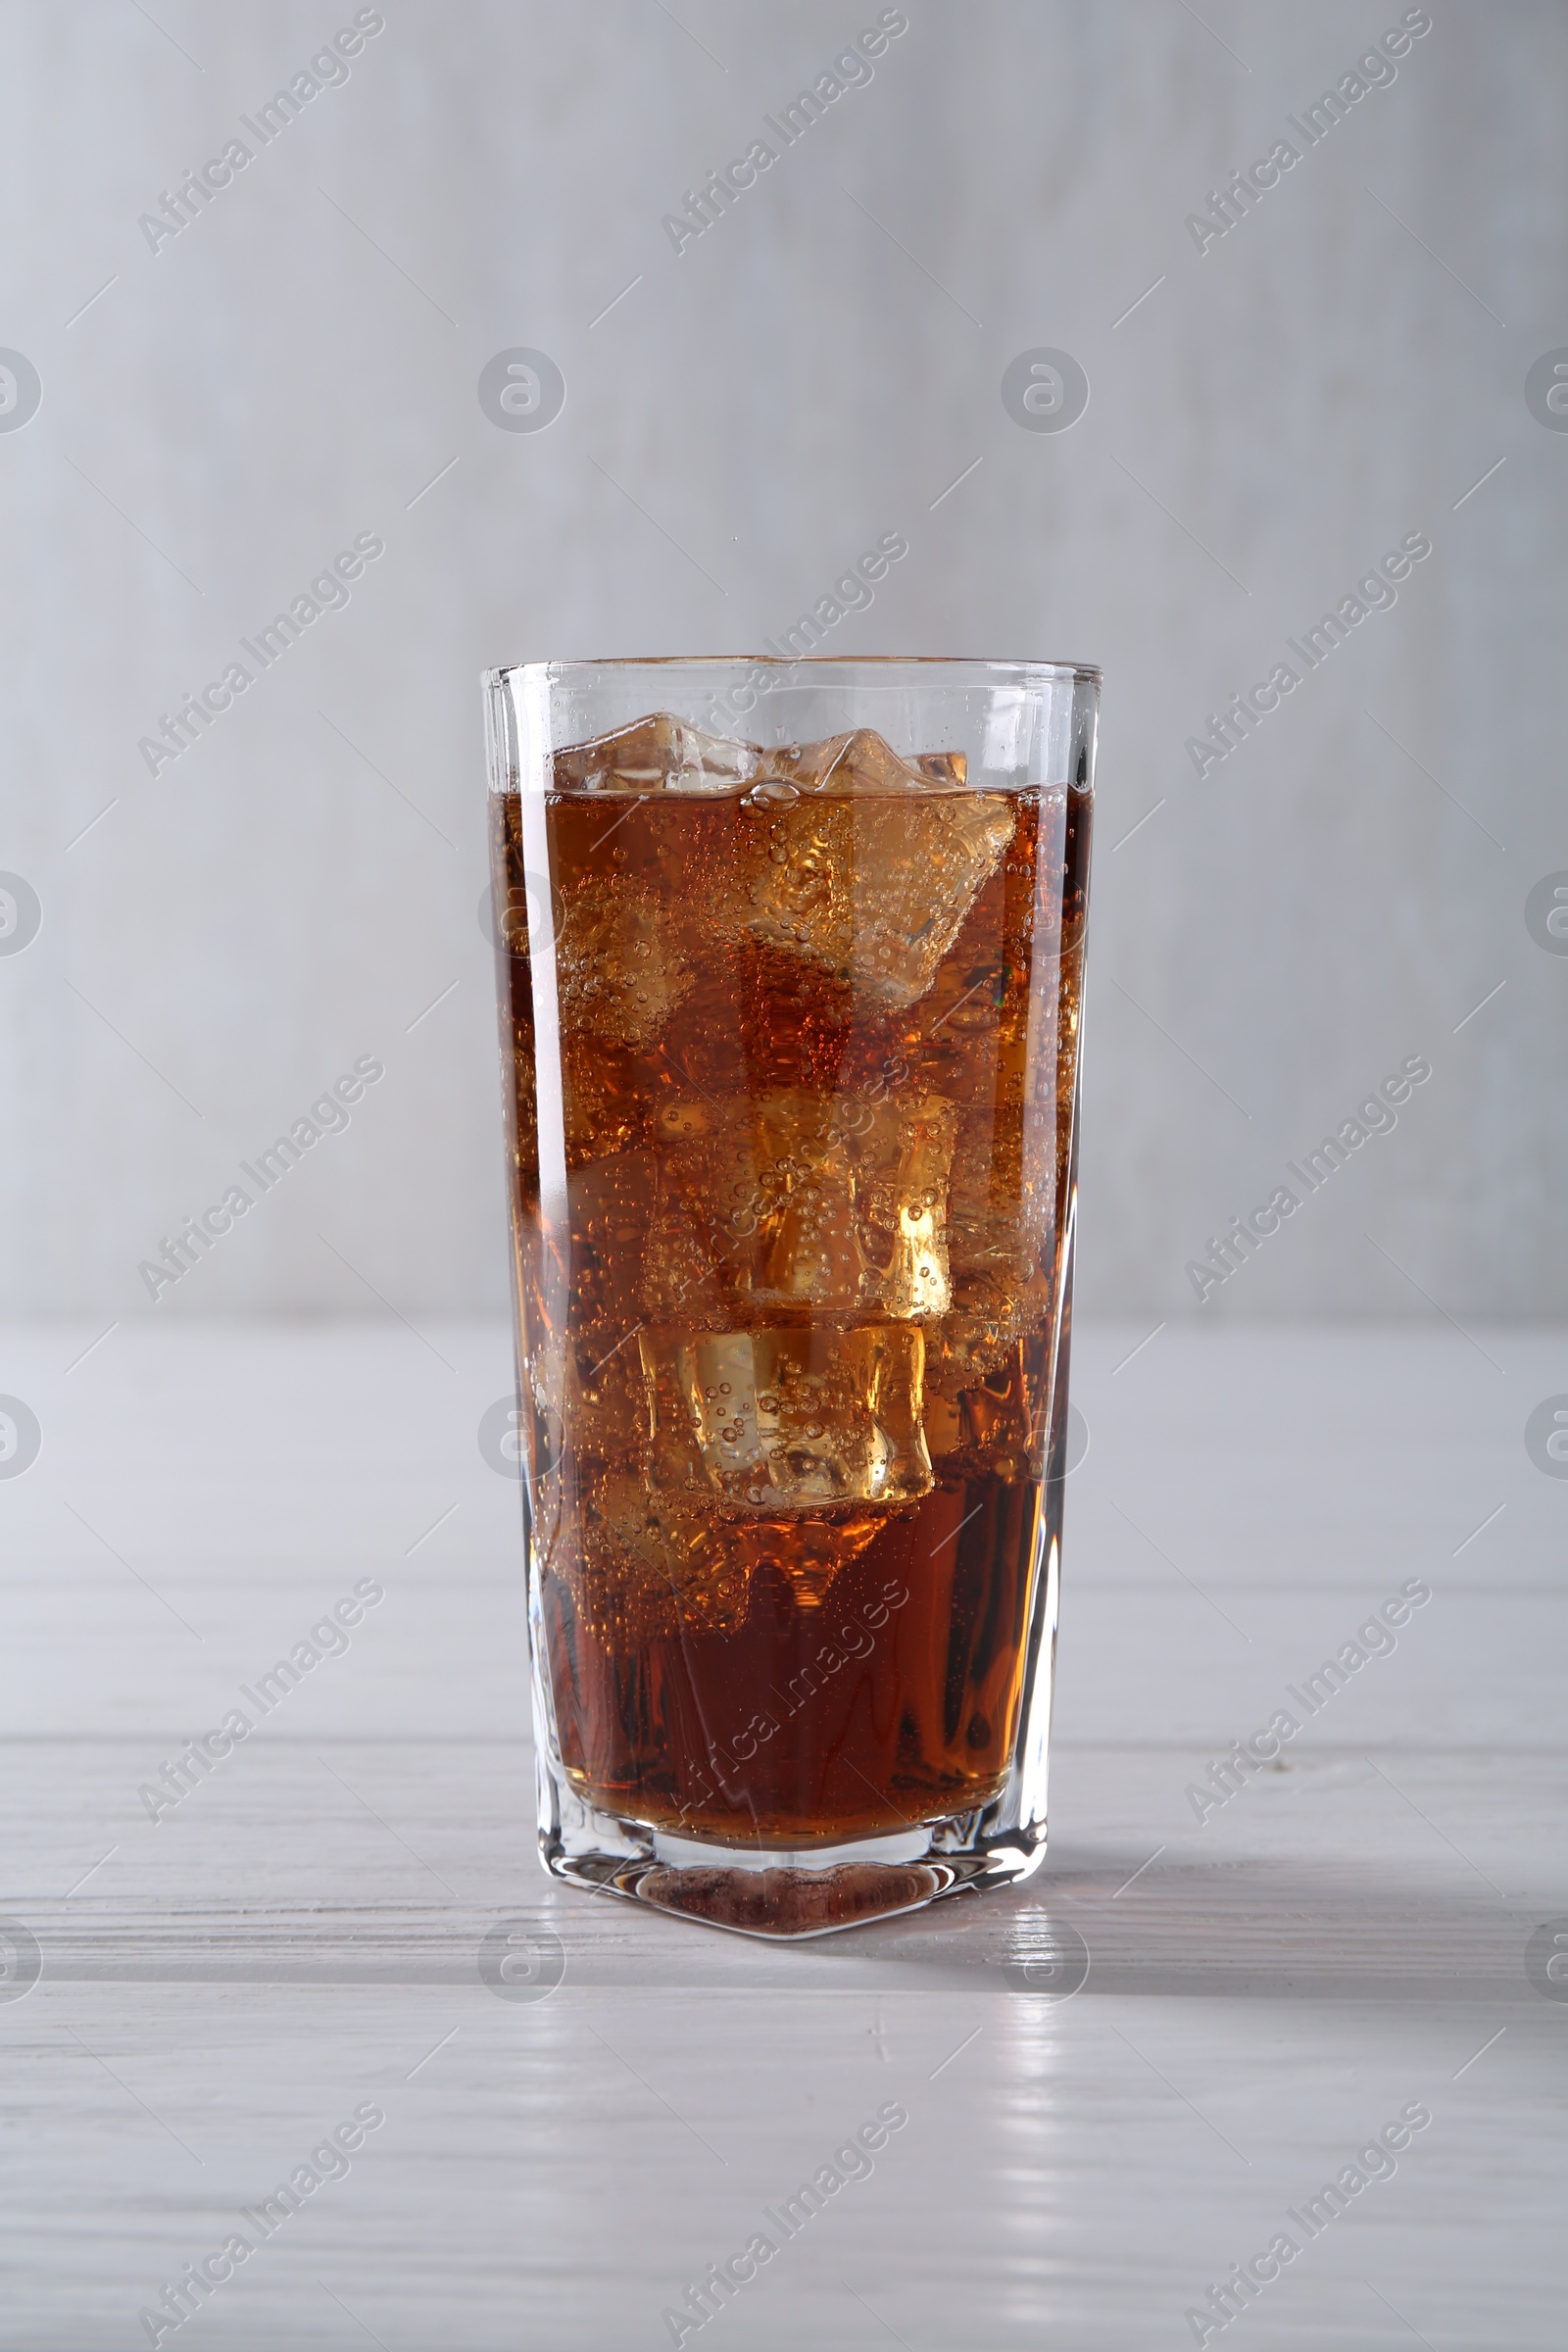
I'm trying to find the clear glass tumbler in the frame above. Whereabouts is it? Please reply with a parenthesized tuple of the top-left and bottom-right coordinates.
(485, 659, 1097, 1937)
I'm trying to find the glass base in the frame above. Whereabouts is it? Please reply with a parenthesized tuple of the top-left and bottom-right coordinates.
(529, 1515, 1062, 1939)
(537, 1779, 1050, 1939)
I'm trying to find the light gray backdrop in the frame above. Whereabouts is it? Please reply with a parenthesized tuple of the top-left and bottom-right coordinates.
(1, 0, 1562, 1323)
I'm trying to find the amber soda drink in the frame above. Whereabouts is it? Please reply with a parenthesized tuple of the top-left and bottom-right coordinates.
(486, 660, 1097, 1936)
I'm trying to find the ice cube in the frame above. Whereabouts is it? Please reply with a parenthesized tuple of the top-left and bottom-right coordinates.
(647, 1091, 958, 1322)
(766, 728, 930, 796)
(922, 1340, 1037, 1482)
(929, 1255, 1053, 1395)
(639, 1324, 933, 1513)
(644, 1116, 764, 1321)
(750, 1093, 866, 1308)
(852, 1092, 958, 1319)
(724, 1511, 887, 1609)
(545, 1336, 747, 1646)
(583, 1476, 751, 1637)
(555, 875, 692, 1046)
(554, 711, 760, 794)
(550, 1348, 752, 1639)
(763, 731, 968, 796)
(647, 1093, 865, 1322)
(745, 730, 1015, 1007)
(913, 750, 968, 785)
(923, 1246, 1052, 1482)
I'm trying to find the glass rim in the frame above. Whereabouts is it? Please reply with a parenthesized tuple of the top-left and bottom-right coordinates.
(483, 655, 1102, 688)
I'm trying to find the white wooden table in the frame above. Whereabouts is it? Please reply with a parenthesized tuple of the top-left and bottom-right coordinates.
(2, 1319, 1563, 2350)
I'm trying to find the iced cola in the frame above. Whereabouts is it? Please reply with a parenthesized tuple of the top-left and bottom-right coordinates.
(491, 703, 1091, 1862)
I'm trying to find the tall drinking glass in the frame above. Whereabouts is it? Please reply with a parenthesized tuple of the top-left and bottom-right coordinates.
(485, 660, 1097, 1936)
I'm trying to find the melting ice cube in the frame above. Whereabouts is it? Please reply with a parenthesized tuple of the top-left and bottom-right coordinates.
(745, 729, 1014, 1007)
(554, 710, 760, 794)
(639, 1324, 934, 1514)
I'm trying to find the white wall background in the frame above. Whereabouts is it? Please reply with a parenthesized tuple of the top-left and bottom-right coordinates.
(1, 0, 1563, 1324)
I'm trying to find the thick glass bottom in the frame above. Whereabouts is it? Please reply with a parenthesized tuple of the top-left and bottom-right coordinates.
(537, 1775, 1050, 1939)
(529, 1511, 1061, 1938)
